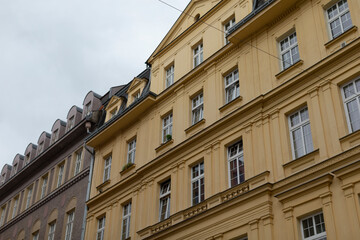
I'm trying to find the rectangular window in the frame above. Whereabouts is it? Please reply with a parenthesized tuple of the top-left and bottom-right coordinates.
(48, 222, 56, 240)
(193, 43, 203, 68)
(51, 129, 59, 144)
(301, 212, 326, 240)
(12, 163, 18, 176)
(121, 202, 131, 240)
(165, 65, 174, 88)
(103, 156, 112, 182)
(109, 108, 117, 118)
(38, 142, 44, 155)
(25, 187, 33, 209)
(65, 211, 75, 240)
(1, 173, 5, 185)
(85, 102, 92, 116)
(74, 150, 82, 176)
(228, 140, 245, 187)
(41, 176, 48, 199)
(224, 17, 235, 45)
(326, 0, 352, 39)
(191, 162, 205, 205)
(279, 32, 300, 70)
(225, 69, 240, 104)
(162, 113, 173, 143)
(25, 153, 31, 165)
(127, 139, 136, 164)
(192, 93, 204, 125)
(57, 164, 65, 188)
(288, 107, 314, 159)
(159, 180, 171, 221)
(133, 91, 141, 102)
(0, 206, 6, 226)
(97, 216, 106, 240)
(12, 197, 18, 218)
(32, 232, 39, 240)
(342, 79, 360, 133)
(67, 116, 75, 131)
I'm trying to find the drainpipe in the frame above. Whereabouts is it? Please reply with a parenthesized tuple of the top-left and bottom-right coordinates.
(80, 120, 96, 240)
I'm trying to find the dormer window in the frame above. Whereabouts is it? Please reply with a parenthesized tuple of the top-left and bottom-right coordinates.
(67, 116, 75, 131)
(110, 108, 118, 119)
(84, 102, 92, 116)
(37, 141, 44, 155)
(1, 173, 5, 184)
(133, 91, 141, 102)
(12, 163, 18, 176)
(51, 129, 59, 144)
(25, 153, 31, 165)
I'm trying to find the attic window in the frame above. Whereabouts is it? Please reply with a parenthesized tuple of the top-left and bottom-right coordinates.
(38, 142, 44, 154)
(84, 102, 92, 116)
(133, 91, 141, 102)
(67, 116, 75, 131)
(25, 153, 31, 165)
(110, 108, 118, 118)
(194, 14, 200, 22)
(51, 129, 59, 144)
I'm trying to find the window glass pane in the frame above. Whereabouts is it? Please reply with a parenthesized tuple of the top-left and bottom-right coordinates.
(343, 83, 355, 98)
(347, 99, 360, 132)
(341, 12, 352, 31)
(292, 128, 305, 158)
(330, 19, 342, 37)
(303, 123, 314, 153)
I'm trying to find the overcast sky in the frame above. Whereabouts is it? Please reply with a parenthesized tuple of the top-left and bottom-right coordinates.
(0, 0, 189, 168)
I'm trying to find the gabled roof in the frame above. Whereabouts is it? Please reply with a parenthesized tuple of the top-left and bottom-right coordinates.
(147, 0, 220, 63)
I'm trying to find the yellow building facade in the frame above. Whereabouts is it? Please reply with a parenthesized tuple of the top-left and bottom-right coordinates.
(85, 0, 360, 239)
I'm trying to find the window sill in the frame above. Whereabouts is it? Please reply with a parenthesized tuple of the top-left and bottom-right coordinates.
(339, 129, 360, 149)
(155, 139, 174, 152)
(96, 179, 110, 193)
(275, 60, 304, 79)
(283, 149, 319, 177)
(185, 119, 206, 134)
(219, 96, 243, 113)
(324, 26, 358, 49)
(120, 163, 136, 174)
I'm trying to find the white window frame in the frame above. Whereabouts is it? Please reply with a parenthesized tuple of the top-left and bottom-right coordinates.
(224, 17, 235, 45)
(227, 140, 245, 188)
(74, 150, 82, 176)
(127, 139, 136, 164)
(51, 129, 59, 144)
(37, 142, 44, 155)
(25, 153, 31, 165)
(224, 69, 240, 104)
(32, 232, 39, 240)
(65, 211, 75, 240)
(191, 162, 205, 206)
(165, 65, 174, 88)
(85, 101, 92, 116)
(288, 107, 314, 159)
(67, 116, 75, 131)
(25, 187, 33, 209)
(12, 197, 18, 218)
(341, 78, 360, 133)
(57, 164, 65, 188)
(121, 202, 132, 240)
(48, 221, 56, 240)
(133, 91, 141, 102)
(191, 93, 204, 125)
(12, 163, 18, 176)
(279, 32, 300, 70)
(159, 180, 171, 221)
(300, 212, 327, 240)
(96, 216, 106, 240)
(162, 113, 173, 143)
(40, 176, 48, 199)
(193, 43, 203, 68)
(326, 0, 352, 39)
(103, 156, 112, 182)
(0, 206, 6, 226)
